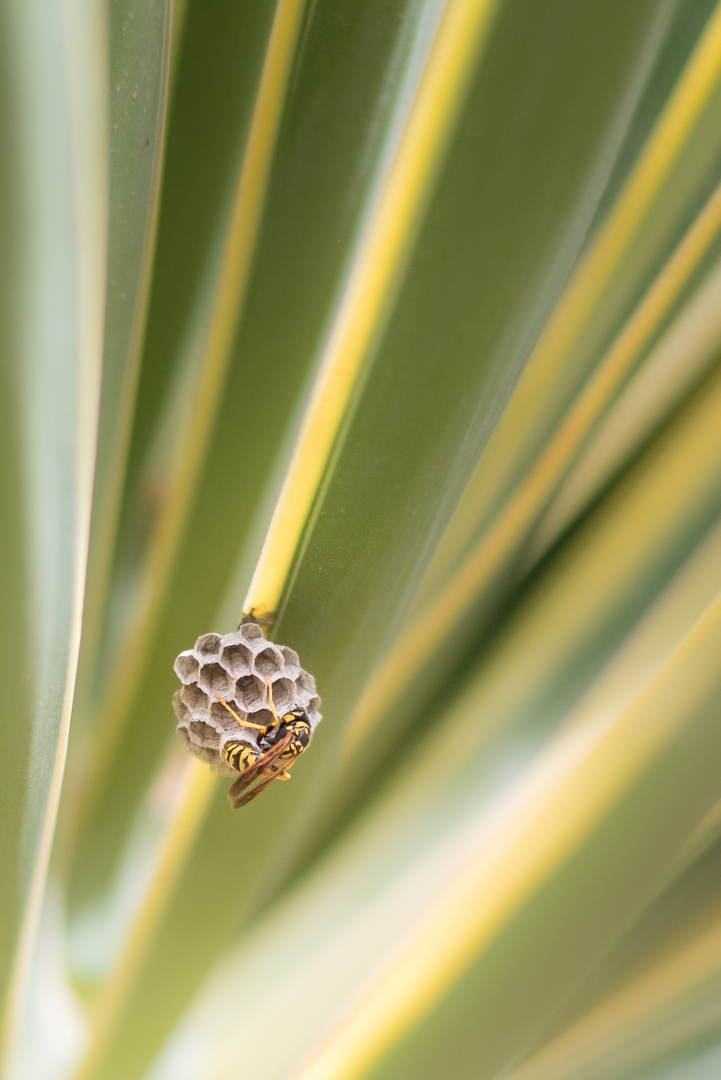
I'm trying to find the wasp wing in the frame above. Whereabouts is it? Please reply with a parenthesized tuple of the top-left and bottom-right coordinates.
(231, 772, 280, 809)
(227, 730, 294, 809)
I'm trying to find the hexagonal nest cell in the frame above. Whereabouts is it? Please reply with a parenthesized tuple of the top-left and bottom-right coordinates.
(172, 621, 322, 777)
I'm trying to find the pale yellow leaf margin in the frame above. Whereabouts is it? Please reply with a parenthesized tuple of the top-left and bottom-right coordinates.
(86, 0, 308, 791)
(246, 0, 502, 611)
(344, 0, 721, 751)
(70, 0, 307, 1072)
(71, 1, 504, 1076)
(292, 591, 721, 1080)
(0, 0, 108, 1070)
(502, 918, 721, 1080)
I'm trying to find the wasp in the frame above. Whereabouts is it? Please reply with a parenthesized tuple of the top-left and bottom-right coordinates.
(214, 676, 311, 808)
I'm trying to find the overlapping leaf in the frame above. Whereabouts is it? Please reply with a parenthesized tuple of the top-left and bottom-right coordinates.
(6, 3, 721, 1080)
(0, 0, 107, 1069)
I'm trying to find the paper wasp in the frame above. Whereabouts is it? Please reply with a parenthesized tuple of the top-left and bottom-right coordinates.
(215, 676, 311, 808)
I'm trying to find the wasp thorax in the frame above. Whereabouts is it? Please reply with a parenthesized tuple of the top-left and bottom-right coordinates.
(173, 622, 322, 777)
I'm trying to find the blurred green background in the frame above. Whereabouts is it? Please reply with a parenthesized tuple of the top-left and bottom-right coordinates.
(4, 1, 721, 1078)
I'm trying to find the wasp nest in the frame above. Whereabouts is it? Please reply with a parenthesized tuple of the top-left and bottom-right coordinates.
(173, 622, 322, 776)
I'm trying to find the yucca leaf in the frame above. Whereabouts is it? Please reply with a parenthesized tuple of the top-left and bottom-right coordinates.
(57, 5, 698, 1079)
(500, 802, 721, 1078)
(649, 1047, 721, 1080)
(143, 382, 721, 1080)
(324, 169, 721, 828)
(69, 0, 172, 733)
(531, 252, 721, 556)
(65, 0, 308, 927)
(65, 0, 459, 932)
(337, 3, 721, 793)
(0, 0, 107, 1065)
(73, 324, 721, 1080)
(7, 3, 721, 1080)
(504, 917, 721, 1080)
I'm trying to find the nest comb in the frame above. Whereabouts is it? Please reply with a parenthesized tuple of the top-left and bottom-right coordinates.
(173, 621, 322, 777)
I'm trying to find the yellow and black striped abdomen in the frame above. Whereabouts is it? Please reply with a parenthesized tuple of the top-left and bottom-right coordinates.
(223, 741, 260, 773)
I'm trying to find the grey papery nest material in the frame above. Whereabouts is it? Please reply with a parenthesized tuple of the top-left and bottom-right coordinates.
(172, 621, 322, 777)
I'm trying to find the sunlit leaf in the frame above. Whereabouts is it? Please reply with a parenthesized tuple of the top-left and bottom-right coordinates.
(0, 0, 106, 1064)
(6, 3, 721, 1080)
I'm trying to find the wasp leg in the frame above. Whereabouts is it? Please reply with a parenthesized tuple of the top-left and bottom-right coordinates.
(264, 675, 282, 727)
(274, 759, 295, 781)
(214, 693, 269, 733)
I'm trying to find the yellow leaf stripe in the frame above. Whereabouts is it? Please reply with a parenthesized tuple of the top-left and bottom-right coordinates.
(162, 357, 721, 1080)
(0, 0, 108, 1066)
(503, 918, 721, 1080)
(245, 0, 501, 614)
(344, 2, 721, 750)
(71, 2, 504, 1075)
(293, 591, 721, 1080)
(71, 761, 216, 1080)
(69, 0, 307, 1074)
(194, 379, 721, 1080)
(85, 0, 308, 789)
(532, 255, 721, 555)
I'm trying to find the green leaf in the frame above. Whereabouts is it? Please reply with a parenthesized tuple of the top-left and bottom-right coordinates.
(60, 5, 693, 1078)
(7, 3, 721, 1080)
(334, 4, 721, 800)
(0, 0, 106, 1063)
(70, 0, 172, 732)
(143, 387, 721, 1080)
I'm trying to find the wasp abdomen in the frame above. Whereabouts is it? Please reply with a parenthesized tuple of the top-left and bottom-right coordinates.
(223, 741, 260, 774)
